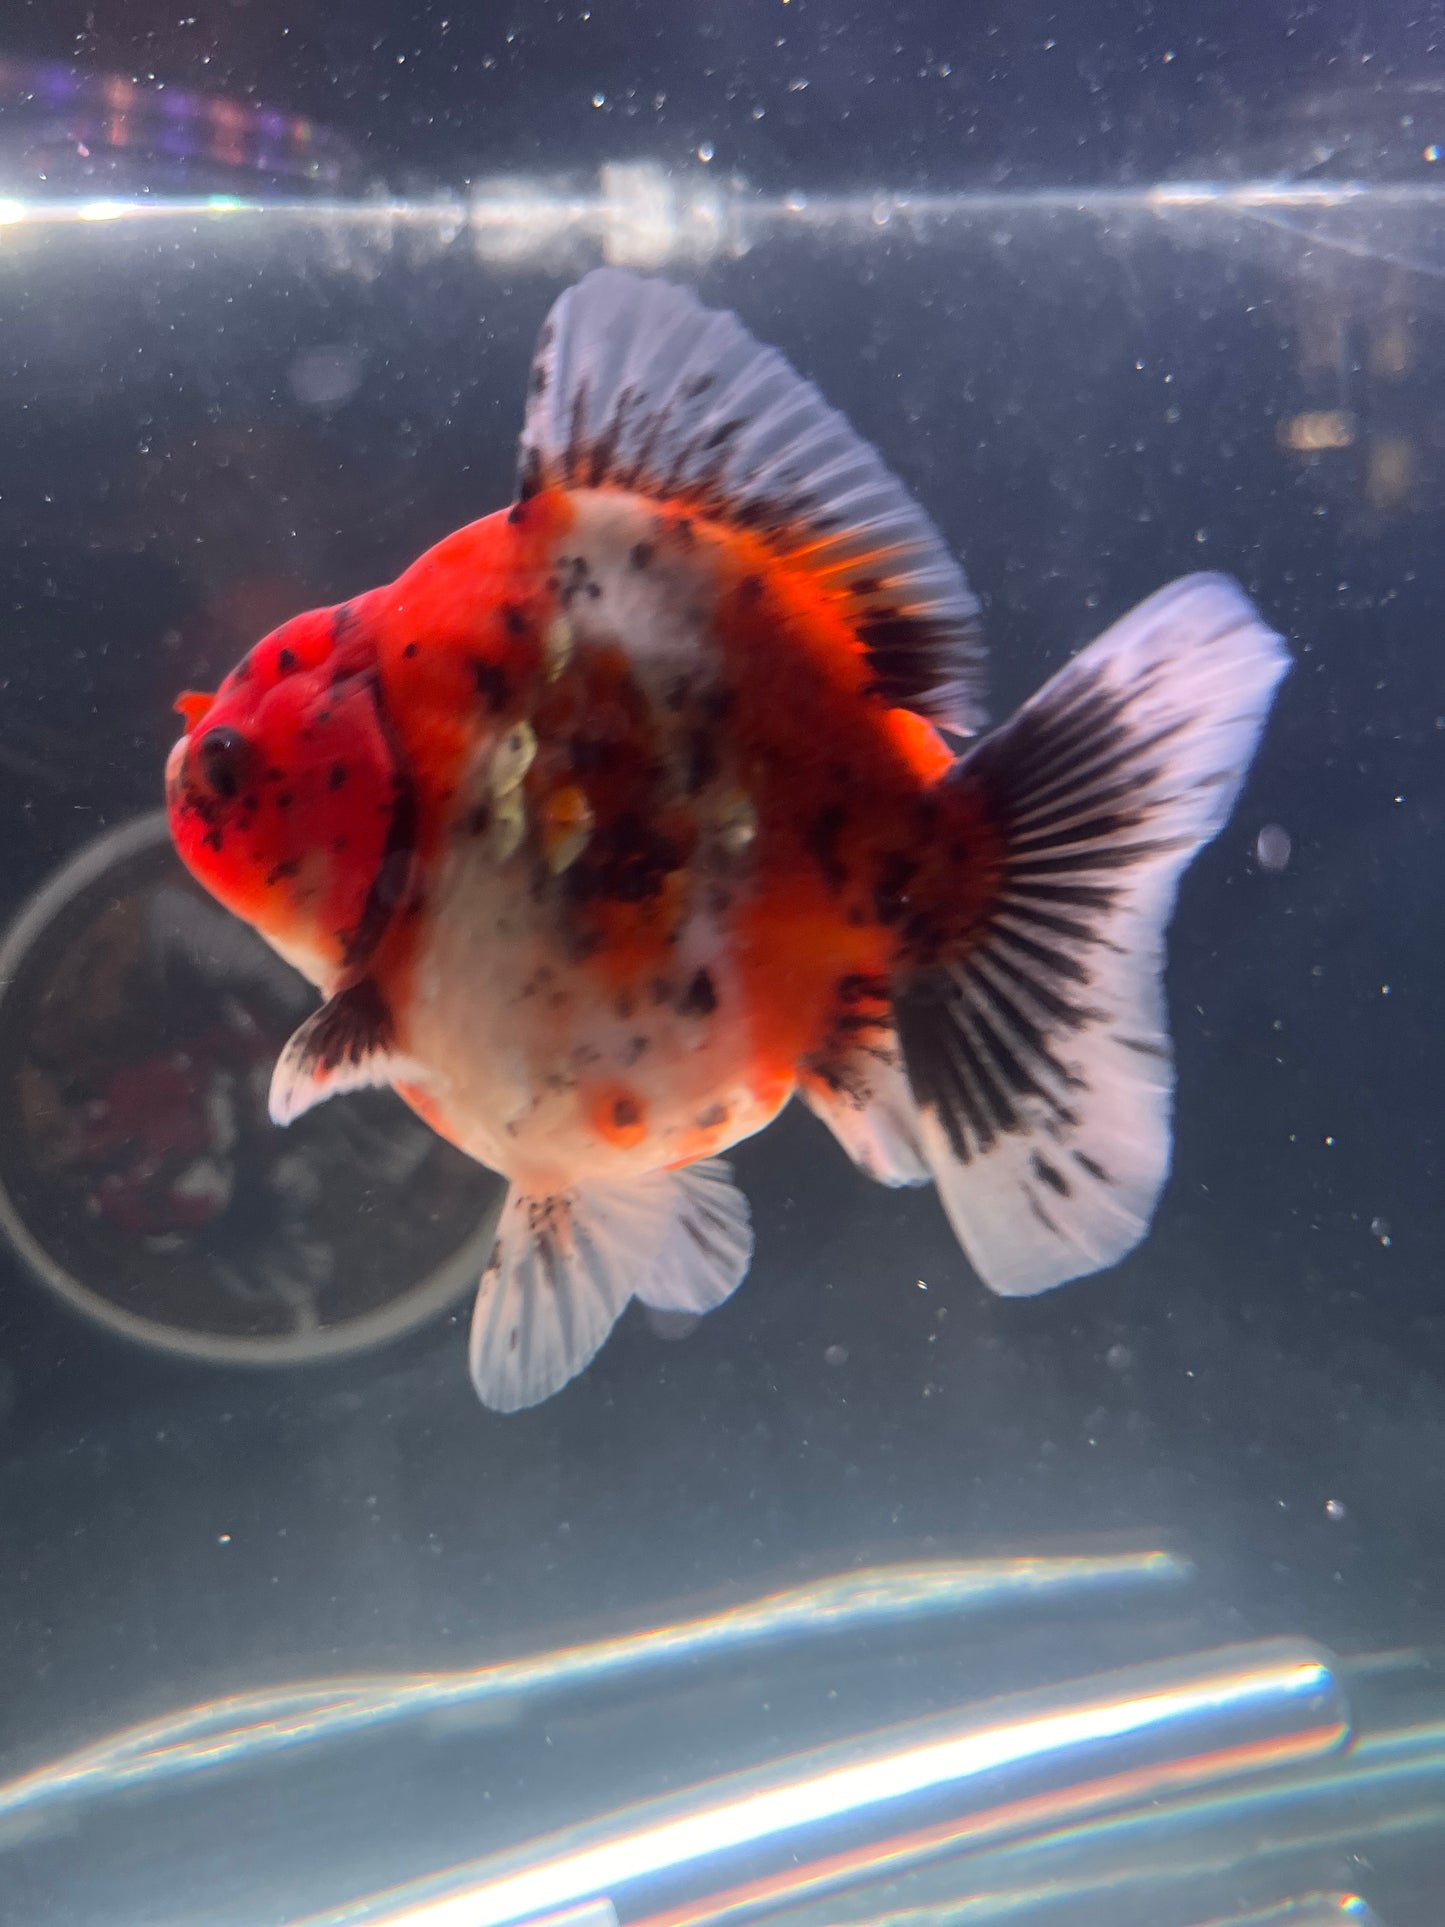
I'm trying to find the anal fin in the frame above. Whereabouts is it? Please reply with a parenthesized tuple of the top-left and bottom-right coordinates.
(469, 1159, 753, 1413)
(800, 1040, 930, 1189)
(268, 977, 419, 1126)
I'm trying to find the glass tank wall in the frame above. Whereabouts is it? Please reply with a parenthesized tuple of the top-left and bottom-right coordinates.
(0, 9, 1442, 1926)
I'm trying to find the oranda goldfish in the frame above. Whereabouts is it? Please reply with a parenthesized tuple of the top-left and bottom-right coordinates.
(166, 269, 1288, 1412)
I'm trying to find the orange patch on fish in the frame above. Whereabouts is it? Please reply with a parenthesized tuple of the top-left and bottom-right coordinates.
(589, 1085, 649, 1150)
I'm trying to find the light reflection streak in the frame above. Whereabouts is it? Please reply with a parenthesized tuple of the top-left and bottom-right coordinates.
(285, 1640, 1346, 1927)
(1187, 1897, 1380, 1926)
(674, 1709, 1445, 1927)
(0, 173, 1438, 271)
(0, 1553, 1186, 1831)
(628, 1722, 1351, 1927)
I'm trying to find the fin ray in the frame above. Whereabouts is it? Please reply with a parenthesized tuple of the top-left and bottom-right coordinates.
(799, 990, 932, 1186)
(517, 268, 987, 733)
(469, 1161, 753, 1412)
(894, 573, 1289, 1296)
(268, 978, 418, 1125)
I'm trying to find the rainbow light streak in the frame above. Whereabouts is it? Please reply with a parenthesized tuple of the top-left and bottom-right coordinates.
(710, 1710, 1445, 1927)
(1186, 1896, 1380, 1926)
(0, 1553, 1188, 1827)
(287, 1640, 1346, 1927)
(626, 1694, 1356, 1927)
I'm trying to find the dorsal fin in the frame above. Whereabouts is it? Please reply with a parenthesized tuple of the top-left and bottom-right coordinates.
(516, 268, 988, 735)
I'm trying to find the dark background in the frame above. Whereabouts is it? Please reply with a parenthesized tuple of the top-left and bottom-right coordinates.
(3, 0, 1445, 190)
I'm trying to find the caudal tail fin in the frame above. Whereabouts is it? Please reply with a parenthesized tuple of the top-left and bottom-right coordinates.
(893, 572, 1289, 1298)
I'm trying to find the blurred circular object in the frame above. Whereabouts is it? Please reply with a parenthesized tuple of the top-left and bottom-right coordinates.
(1254, 822, 1293, 873)
(0, 813, 502, 1367)
(288, 345, 367, 410)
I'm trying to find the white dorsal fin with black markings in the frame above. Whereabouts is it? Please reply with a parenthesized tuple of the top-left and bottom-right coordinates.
(516, 268, 988, 734)
(269, 978, 420, 1125)
(892, 574, 1289, 1295)
(469, 1159, 752, 1413)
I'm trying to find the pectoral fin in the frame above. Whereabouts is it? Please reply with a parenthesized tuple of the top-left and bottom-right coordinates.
(268, 977, 419, 1125)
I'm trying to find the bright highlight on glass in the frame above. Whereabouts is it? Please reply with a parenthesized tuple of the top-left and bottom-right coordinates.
(289, 1639, 1347, 1927)
(0, 1551, 1189, 1830)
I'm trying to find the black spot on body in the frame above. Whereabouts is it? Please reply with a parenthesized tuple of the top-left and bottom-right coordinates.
(696, 1102, 729, 1129)
(266, 858, 303, 887)
(276, 791, 293, 810)
(873, 850, 920, 926)
(623, 1034, 649, 1065)
(402, 641, 418, 660)
(557, 555, 593, 609)
(837, 973, 889, 1005)
(570, 737, 617, 776)
(471, 660, 511, 712)
(629, 541, 655, 571)
(805, 803, 850, 894)
(277, 647, 296, 673)
(613, 1097, 641, 1129)
(567, 813, 681, 908)
(329, 763, 348, 791)
(503, 604, 529, 637)
(466, 801, 491, 837)
(508, 503, 526, 526)
(679, 968, 718, 1018)
(683, 729, 717, 796)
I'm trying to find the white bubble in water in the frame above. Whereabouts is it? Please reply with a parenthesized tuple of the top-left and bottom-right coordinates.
(1325, 1498, 1347, 1521)
(1255, 822, 1292, 872)
(288, 345, 366, 410)
(1370, 1216, 1392, 1247)
(824, 1344, 848, 1367)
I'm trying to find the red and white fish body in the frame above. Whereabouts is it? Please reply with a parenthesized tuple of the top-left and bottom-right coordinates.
(166, 270, 1289, 1411)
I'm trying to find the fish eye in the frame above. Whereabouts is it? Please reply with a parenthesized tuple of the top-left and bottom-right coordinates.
(195, 726, 253, 801)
